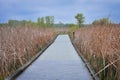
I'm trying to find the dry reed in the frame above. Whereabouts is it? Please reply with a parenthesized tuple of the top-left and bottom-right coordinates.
(74, 25, 120, 80)
(0, 26, 55, 79)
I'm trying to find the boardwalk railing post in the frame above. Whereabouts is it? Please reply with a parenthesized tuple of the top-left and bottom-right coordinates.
(73, 31, 75, 40)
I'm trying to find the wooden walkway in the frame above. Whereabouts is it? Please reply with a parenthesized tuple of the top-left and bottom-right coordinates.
(16, 35, 92, 80)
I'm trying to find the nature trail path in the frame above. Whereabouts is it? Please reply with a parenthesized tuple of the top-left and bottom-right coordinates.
(16, 35, 92, 80)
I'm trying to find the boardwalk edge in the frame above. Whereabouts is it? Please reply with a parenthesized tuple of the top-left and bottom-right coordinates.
(69, 35, 99, 80)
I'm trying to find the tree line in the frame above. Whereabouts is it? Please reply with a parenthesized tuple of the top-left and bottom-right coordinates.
(74, 13, 114, 28)
(0, 13, 117, 28)
(7, 16, 54, 27)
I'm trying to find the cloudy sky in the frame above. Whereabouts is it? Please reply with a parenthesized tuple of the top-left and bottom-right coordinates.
(0, 0, 120, 24)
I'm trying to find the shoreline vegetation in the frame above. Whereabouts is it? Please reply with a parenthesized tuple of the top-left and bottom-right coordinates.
(0, 24, 120, 80)
(74, 24, 120, 80)
(0, 26, 56, 80)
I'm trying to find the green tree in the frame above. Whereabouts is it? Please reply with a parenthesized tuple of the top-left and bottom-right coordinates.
(45, 16, 54, 27)
(45, 16, 50, 27)
(37, 17, 45, 27)
(37, 16, 54, 27)
(20, 20, 27, 26)
(50, 16, 54, 27)
(40, 17, 45, 27)
(75, 13, 85, 27)
(8, 20, 20, 27)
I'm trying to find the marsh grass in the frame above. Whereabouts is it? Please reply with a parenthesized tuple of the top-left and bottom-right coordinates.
(0, 26, 55, 79)
(74, 25, 120, 80)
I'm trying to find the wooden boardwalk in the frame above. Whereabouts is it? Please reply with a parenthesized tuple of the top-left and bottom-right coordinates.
(16, 35, 92, 80)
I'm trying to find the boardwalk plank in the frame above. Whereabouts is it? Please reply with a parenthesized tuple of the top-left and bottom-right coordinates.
(16, 35, 92, 80)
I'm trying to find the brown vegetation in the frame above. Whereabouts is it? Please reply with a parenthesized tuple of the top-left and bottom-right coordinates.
(74, 25, 120, 80)
(55, 27, 70, 34)
(0, 26, 55, 79)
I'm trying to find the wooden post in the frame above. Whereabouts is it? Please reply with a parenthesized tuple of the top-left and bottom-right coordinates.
(73, 31, 75, 40)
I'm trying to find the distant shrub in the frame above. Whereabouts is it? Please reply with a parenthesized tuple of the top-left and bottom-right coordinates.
(92, 18, 112, 26)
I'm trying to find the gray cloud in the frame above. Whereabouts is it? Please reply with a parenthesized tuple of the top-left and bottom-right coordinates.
(0, 0, 120, 23)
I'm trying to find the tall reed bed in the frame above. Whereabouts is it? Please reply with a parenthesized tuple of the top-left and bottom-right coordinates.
(0, 26, 55, 79)
(55, 27, 70, 34)
(74, 25, 120, 80)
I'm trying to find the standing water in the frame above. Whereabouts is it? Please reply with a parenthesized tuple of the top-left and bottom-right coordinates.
(16, 35, 92, 80)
